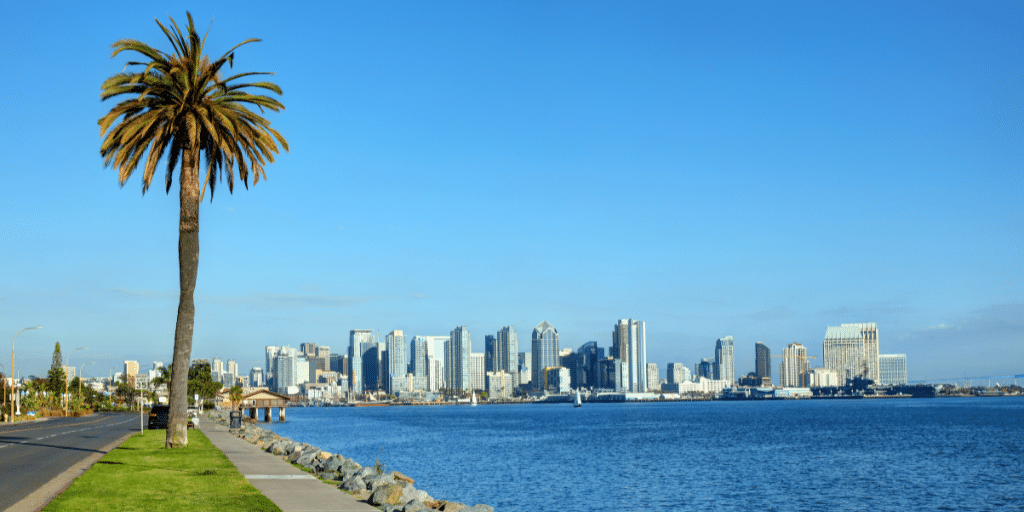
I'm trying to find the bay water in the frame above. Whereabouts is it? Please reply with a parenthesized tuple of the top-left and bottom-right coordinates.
(262, 397, 1023, 511)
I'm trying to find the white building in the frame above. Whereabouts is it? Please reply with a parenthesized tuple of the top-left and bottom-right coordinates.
(714, 336, 735, 384)
(486, 371, 514, 399)
(646, 363, 660, 392)
(806, 367, 841, 387)
(661, 377, 731, 396)
(823, 323, 880, 383)
(614, 319, 648, 392)
(780, 343, 809, 387)
(470, 352, 485, 391)
(878, 354, 907, 385)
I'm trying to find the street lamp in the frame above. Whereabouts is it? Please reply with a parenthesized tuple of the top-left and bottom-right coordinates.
(10, 326, 42, 423)
(64, 347, 87, 415)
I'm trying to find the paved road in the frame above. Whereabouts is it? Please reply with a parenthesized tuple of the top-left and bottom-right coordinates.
(0, 413, 139, 510)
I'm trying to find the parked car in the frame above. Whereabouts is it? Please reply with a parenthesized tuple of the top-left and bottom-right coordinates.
(148, 405, 170, 429)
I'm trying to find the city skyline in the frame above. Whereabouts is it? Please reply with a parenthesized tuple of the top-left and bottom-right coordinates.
(1, 2, 1020, 383)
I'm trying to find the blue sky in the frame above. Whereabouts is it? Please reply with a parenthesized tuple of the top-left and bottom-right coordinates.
(1, 1, 1021, 383)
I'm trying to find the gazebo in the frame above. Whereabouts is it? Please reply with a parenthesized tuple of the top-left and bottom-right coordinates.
(240, 389, 291, 422)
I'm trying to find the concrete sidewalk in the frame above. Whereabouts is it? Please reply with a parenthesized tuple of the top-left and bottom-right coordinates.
(200, 415, 379, 512)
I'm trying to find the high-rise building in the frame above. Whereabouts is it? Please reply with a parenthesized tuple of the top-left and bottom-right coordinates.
(385, 330, 407, 394)
(755, 342, 771, 382)
(646, 363, 660, 391)
(486, 371, 514, 399)
(823, 323, 879, 383)
(445, 327, 471, 392)
(531, 321, 559, 391)
(878, 354, 907, 385)
(300, 343, 318, 358)
(518, 352, 531, 389)
(614, 319, 648, 392)
(249, 367, 264, 387)
(124, 361, 139, 387)
(470, 352, 485, 391)
(349, 329, 374, 395)
(211, 357, 223, 382)
(497, 326, 519, 388)
(265, 346, 280, 389)
(667, 363, 686, 384)
(576, 341, 604, 389)
(714, 336, 735, 384)
(484, 335, 497, 373)
(696, 358, 715, 379)
(780, 343, 809, 387)
(362, 342, 385, 392)
(410, 336, 429, 377)
(226, 359, 238, 380)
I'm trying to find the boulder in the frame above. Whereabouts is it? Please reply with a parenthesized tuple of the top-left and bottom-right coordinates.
(432, 501, 466, 512)
(401, 487, 431, 504)
(296, 451, 317, 467)
(317, 451, 332, 460)
(357, 466, 378, 480)
(381, 506, 404, 512)
(339, 476, 366, 493)
(402, 501, 430, 512)
(364, 473, 396, 491)
(392, 471, 415, 484)
(461, 506, 494, 512)
(288, 449, 307, 462)
(369, 483, 406, 507)
(323, 456, 345, 473)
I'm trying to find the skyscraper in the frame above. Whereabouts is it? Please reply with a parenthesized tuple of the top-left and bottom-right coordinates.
(667, 363, 686, 384)
(780, 343, 808, 387)
(211, 357, 223, 382)
(714, 336, 735, 384)
(531, 321, 559, 392)
(576, 341, 604, 389)
(878, 354, 907, 385)
(445, 326, 471, 392)
(823, 323, 879, 383)
(518, 351, 531, 389)
(470, 352, 485, 391)
(349, 329, 374, 395)
(249, 367, 264, 387)
(265, 346, 280, 389)
(410, 336, 429, 377)
(755, 342, 771, 382)
(614, 319, 648, 392)
(646, 363, 660, 391)
(385, 330, 407, 394)
(697, 358, 715, 379)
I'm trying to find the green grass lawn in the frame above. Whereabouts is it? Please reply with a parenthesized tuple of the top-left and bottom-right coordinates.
(44, 431, 281, 512)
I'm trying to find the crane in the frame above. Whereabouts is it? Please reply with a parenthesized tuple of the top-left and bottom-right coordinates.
(772, 353, 818, 387)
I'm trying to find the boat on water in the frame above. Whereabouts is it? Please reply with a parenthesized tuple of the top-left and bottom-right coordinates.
(574, 390, 582, 408)
(471, 393, 478, 407)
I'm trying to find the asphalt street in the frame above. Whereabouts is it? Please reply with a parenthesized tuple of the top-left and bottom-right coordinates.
(0, 413, 139, 510)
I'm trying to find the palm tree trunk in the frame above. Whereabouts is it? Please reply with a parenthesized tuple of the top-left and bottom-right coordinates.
(166, 146, 201, 448)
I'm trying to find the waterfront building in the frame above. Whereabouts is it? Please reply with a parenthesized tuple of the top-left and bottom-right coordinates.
(576, 341, 604, 389)
(445, 327, 471, 392)
(329, 353, 347, 376)
(385, 330, 407, 394)
(429, 358, 444, 392)
(667, 363, 686, 384)
(613, 319, 648, 392)
(410, 336, 429, 377)
(518, 351, 531, 389)
(484, 335, 497, 372)
(497, 327, 519, 387)
(646, 363, 660, 391)
(755, 342, 771, 382)
(470, 352, 485, 391)
(780, 343, 809, 387)
(738, 373, 771, 387)
(806, 367, 840, 387)
(597, 357, 627, 391)
(531, 321, 560, 392)
(662, 377, 731, 396)
(249, 367, 264, 387)
(486, 371, 514, 399)
(878, 354, 908, 385)
(362, 342, 385, 392)
(265, 346, 280, 389)
(714, 336, 735, 383)
(545, 367, 571, 394)
(274, 350, 308, 393)
(348, 329, 374, 395)
(823, 323, 879, 383)
(697, 358, 715, 379)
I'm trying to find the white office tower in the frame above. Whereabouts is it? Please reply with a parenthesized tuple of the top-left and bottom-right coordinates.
(714, 336, 735, 384)
(385, 330, 407, 394)
(780, 343, 809, 387)
(265, 346, 280, 389)
(212, 357, 224, 382)
(249, 367, 264, 387)
(614, 319, 647, 392)
(667, 363, 686, 384)
(486, 371, 514, 399)
(646, 363, 660, 391)
(470, 353, 485, 391)
(878, 354, 907, 385)
(349, 330, 374, 395)
(227, 359, 238, 379)
(823, 323, 879, 383)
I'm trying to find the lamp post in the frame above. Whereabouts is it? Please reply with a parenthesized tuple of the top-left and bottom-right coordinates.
(10, 326, 42, 423)
(64, 347, 87, 415)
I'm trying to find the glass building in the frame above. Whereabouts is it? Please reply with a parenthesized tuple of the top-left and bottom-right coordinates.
(531, 321, 559, 391)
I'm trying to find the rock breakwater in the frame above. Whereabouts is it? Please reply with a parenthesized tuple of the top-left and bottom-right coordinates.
(208, 411, 493, 512)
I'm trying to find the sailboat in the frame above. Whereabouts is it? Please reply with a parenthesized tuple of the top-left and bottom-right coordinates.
(471, 393, 478, 407)
(574, 390, 582, 408)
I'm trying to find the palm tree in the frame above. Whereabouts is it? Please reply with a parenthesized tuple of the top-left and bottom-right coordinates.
(99, 12, 287, 448)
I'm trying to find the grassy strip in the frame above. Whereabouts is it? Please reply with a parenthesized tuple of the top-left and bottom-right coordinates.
(43, 431, 281, 512)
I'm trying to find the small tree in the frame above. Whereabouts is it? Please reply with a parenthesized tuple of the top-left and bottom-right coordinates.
(46, 342, 66, 396)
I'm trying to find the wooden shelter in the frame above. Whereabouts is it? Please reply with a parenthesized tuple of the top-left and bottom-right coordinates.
(240, 389, 290, 422)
